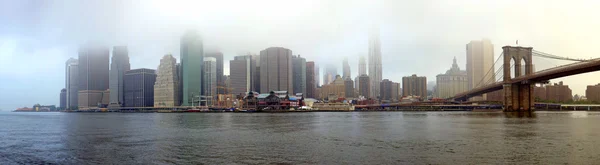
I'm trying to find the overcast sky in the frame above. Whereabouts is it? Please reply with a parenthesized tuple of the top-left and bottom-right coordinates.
(1, 0, 600, 110)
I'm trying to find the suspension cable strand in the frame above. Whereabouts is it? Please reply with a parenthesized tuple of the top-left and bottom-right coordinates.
(475, 52, 504, 88)
(484, 65, 505, 85)
(532, 50, 590, 62)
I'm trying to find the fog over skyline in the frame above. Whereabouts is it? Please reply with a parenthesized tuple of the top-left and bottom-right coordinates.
(2, 0, 600, 110)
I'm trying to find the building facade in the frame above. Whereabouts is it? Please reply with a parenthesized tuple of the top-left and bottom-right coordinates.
(205, 52, 224, 95)
(369, 29, 383, 99)
(230, 55, 256, 96)
(343, 57, 351, 79)
(586, 84, 600, 103)
(358, 75, 371, 98)
(380, 79, 393, 101)
(392, 82, 400, 101)
(259, 47, 293, 93)
(466, 39, 495, 101)
(306, 61, 316, 98)
(109, 46, 130, 107)
(204, 57, 217, 106)
(124, 69, 156, 107)
(154, 54, 180, 107)
(180, 30, 204, 106)
(545, 81, 572, 103)
(292, 55, 307, 95)
(321, 75, 346, 101)
(344, 77, 354, 98)
(60, 88, 66, 110)
(65, 58, 78, 109)
(435, 57, 468, 99)
(402, 74, 427, 98)
(78, 45, 110, 108)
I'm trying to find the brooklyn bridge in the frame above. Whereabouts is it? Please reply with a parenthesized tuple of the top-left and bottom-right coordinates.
(449, 46, 600, 111)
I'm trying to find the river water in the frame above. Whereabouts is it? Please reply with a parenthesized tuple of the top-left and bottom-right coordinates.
(1, 111, 600, 164)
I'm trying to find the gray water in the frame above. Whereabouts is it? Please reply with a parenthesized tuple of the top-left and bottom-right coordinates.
(1, 111, 600, 164)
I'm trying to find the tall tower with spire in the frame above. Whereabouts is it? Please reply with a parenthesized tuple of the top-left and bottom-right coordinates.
(368, 28, 383, 99)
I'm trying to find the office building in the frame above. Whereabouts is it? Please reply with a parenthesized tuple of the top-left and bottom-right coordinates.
(369, 29, 383, 99)
(343, 57, 351, 79)
(253, 54, 261, 93)
(320, 75, 346, 101)
(124, 68, 156, 107)
(306, 61, 316, 98)
(204, 57, 217, 106)
(180, 30, 204, 106)
(586, 84, 600, 103)
(435, 57, 468, 98)
(402, 74, 427, 98)
(392, 82, 400, 101)
(109, 46, 130, 107)
(380, 79, 393, 101)
(60, 88, 66, 110)
(205, 52, 224, 95)
(230, 55, 256, 97)
(292, 55, 307, 95)
(65, 58, 78, 109)
(466, 39, 495, 101)
(315, 64, 320, 87)
(154, 54, 180, 107)
(358, 75, 371, 98)
(344, 77, 354, 98)
(259, 47, 293, 93)
(78, 45, 110, 108)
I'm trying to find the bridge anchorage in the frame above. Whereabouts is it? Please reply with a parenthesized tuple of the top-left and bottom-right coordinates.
(451, 45, 600, 112)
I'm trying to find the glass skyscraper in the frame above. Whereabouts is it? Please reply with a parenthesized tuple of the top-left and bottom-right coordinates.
(180, 30, 204, 106)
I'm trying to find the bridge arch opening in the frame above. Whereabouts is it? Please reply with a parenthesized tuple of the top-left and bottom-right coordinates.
(520, 58, 527, 77)
(510, 56, 517, 79)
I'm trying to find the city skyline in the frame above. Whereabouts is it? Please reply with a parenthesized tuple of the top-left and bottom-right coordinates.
(3, 0, 600, 110)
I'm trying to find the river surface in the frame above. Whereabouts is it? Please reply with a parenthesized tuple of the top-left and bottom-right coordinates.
(1, 111, 600, 164)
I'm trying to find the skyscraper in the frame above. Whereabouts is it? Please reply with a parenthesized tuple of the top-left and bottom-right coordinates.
(230, 55, 256, 96)
(315, 64, 320, 87)
(65, 58, 78, 109)
(180, 30, 204, 106)
(344, 77, 354, 98)
(358, 56, 366, 76)
(343, 57, 351, 79)
(466, 39, 495, 101)
(154, 54, 180, 107)
(402, 74, 427, 98)
(109, 46, 130, 107)
(204, 57, 217, 106)
(205, 52, 224, 95)
(369, 29, 383, 99)
(358, 75, 371, 98)
(292, 55, 307, 95)
(123, 68, 156, 107)
(380, 79, 393, 101)
(259, 47, 293, 93)
(78, 45, 110, 108)
(60, 88, 66, 110)
(306, 61, 316, 98)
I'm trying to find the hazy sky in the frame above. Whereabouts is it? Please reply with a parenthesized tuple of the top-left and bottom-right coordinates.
(1, 0, 600, 110)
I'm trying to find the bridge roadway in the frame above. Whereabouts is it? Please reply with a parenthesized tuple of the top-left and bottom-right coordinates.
(451, 58, 600, 101)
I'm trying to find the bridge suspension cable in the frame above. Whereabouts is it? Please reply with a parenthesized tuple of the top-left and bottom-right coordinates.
(474, 52, 504, 88)
(532, 50, 592, 62)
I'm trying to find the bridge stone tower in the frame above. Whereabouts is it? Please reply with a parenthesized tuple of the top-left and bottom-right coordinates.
(502, 46, 534, 111)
